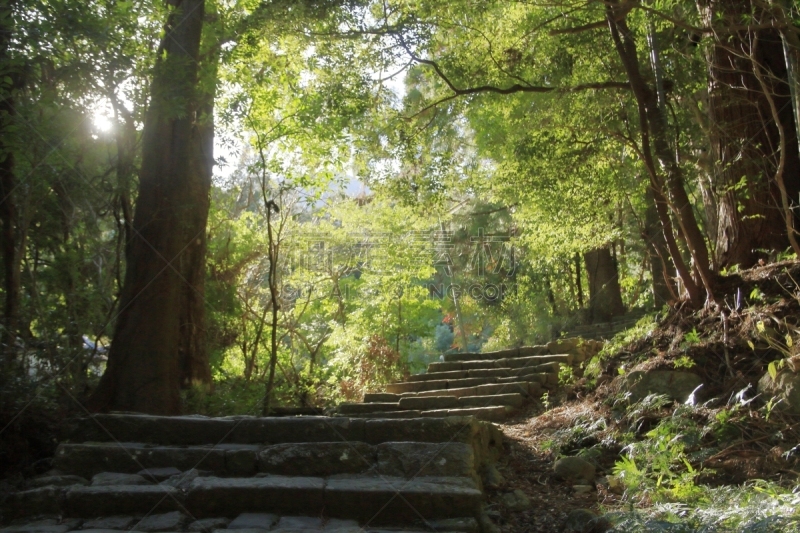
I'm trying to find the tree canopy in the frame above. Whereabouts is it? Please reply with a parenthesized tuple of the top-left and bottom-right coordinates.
(0, 0, 798, 412)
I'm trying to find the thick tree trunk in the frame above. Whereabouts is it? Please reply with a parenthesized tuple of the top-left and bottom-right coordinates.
(0, 0, 20, 364)
(178, 81, 214, 389)
(584, 246, 625, 323)
(698, 0, 800, 267)
(87, 0, 207, 415)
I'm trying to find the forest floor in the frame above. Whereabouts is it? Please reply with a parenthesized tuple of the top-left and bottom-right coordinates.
(486, 260, 800, 532)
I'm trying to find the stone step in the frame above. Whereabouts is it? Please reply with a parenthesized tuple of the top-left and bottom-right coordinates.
(54, 442, 256, 478)
(398, 396, 460, 410)
(386, 373, 552, 395)
(4, 475, 481, 526)
(335, 410, 422, 419)
(67, 414, 491, 447)
(0, 514, 479, 533)
(337, 403, 400, 415)
(411, 364, 558, 383)
(442, 346, 549, 362)
(457, 393, 525, 408)
(407, 381, 543, 399)
(363, 393, 400, 403)
(54, 438, 477, 484)
(419, 406, 512, 422)
(340, 405, 512, 423)
(427, 354, 570, 372)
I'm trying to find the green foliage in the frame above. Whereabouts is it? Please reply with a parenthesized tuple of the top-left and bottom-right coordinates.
(613, 400, 704, 503)
(607, 481, 800, 532)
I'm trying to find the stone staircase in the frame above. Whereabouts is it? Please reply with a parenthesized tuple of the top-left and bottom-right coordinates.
(1, 413, 504, 533)
(335, 339, 603, 422)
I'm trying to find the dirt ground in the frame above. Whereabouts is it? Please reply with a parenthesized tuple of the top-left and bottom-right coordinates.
(485, 403, 619, 533)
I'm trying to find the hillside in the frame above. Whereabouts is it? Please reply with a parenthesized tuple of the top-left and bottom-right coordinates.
(486, 261, 800, 532)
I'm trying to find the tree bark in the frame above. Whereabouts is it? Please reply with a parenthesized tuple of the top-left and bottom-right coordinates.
(697, 0, 800, 267)
(87, 0, 207, 415)
(644, 185, 675, 307)
(574, 252, 584, 308)
(0, 0, 21, 365)
(584, 246, 625, 323)
(178, 59, 215, 389)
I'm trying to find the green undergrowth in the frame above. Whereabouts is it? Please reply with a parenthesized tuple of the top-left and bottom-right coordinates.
(606, 482, 800, 532)
(539, 388, 800, 531)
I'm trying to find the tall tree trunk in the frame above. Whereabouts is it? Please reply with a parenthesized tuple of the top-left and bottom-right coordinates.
(607, 2, 716, 304)
(87, 0, 206, 415)
(644, 186, 675, 306)
(0, 0, 20, 365)
(697, 0, 800, 267)
(178, 56, 216, 389)
(574, 252, 584, 308)
(262, 200, 280, 416)
(584, 246, 625, 323)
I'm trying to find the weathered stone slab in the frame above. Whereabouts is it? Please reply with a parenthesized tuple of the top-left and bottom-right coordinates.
(387, 377, 493, 395)
(82, 516, 137, 530)
(362, 393, 400, 403)
(65, 485, 183, 517)
(275, 516, 323, 529)
(228, 417, 365, 444)
(55, 443, 227, 478)
(376, 442, 475, 478)
(504, 356, 567, 370)
(79, 530, 145, 533)
(407, 370, 468, 382)
(69, 415, 236, 445)
(398, 396, 459, 410)
(226, 513, 278, 530)
(419, 406, 509, 422)
(323, 476, 481, 524)
(0, 519, 71, 533)
(458, 393, 524, 408)
(414, 381, 534, 399)
(26, 475, 88, 489)
(458, 360, 499, 370)
(134, 512, 187, 532)
(258, 442, 375, 476)
(185, 476, 325, 517)
(91, 473, 150, 486)
(137, 467, 181, 482)
(160, 468, 200, 489)
(364, 417, 480, 445)
(322, 518, 359, 530)
(336, 410, 422, 419)
(426, 362, 463, 373)
(1, 487, 64, 519)
(187, 518, 230, 532)
(223, 446, 259, 476)
(337, 403, 399, 414)
(444, 346, 550, 362)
